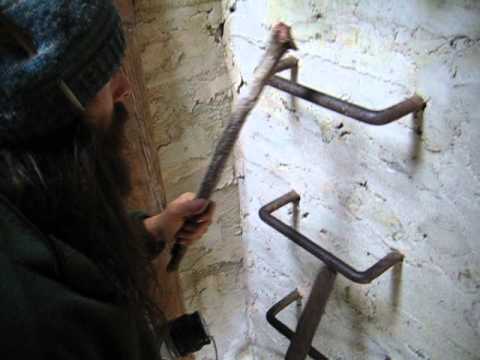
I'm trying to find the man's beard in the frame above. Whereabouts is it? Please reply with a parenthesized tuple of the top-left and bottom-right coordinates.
(87, 103, 163, 324)
(96, 102, 132, 198)
(0, 101, 162, 327)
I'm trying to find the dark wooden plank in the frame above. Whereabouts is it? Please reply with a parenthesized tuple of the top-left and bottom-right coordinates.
(114, 0, 166, 213)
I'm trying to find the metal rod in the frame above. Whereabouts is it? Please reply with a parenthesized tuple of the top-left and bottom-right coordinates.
(266, 290, 328, 360)
(267, 76, 426, 125)
(167, 23, 297, 272)
(196, 25, 297, 201)
(259, 191, 404, 284)
(274, 56, 299, 74)
(286, 266, 336, 360)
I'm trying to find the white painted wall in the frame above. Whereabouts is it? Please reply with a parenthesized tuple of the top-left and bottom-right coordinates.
(221, 0, 480, 359)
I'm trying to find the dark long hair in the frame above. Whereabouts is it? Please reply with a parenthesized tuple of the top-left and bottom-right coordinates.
(0, 104, 163, 330)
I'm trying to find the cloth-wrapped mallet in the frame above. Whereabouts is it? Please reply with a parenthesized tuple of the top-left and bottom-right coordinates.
(167, 22, 298, 272)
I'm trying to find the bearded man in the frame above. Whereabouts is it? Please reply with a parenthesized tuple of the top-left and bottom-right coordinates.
(0, 1, 214, 358)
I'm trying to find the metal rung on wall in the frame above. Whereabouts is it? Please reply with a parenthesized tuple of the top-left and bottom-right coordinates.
(257, 57, 425, 360)
(272, 56, 426, 125)
(260, 191, 403, 359)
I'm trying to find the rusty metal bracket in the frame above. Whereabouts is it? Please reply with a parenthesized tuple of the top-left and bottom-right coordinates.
(266, 289, 328, 360)
(285, 266, 336, 360)
(260, 55, 415, 359)
(261, 191, 403, 359)
(259, 191, 404, 284)
(271, 57, 426, 125)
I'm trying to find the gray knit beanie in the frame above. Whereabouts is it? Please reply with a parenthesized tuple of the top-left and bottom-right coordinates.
(0, 0, 126, 147)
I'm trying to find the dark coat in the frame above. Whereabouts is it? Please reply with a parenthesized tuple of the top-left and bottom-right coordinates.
(0, 196, 163, 359)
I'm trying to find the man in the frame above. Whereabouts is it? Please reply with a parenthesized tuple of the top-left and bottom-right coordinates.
(0, 0, 214, 358)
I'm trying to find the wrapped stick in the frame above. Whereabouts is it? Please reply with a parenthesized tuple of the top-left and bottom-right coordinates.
(167, 22, 297, 272)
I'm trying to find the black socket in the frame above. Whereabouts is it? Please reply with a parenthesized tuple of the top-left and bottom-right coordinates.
(168, 312, 211, 356)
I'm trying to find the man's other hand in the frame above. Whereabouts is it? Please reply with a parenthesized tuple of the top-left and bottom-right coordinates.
(143, 192, 215, 247)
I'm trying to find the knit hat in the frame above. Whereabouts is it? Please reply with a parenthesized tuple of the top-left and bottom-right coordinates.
(0, 0, 126, 147)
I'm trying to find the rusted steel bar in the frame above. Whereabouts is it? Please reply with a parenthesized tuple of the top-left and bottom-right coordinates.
(259, 191, 404, 284)
(266, 290, 327, 360)
(267, 75, 426, 125)
(274, 56, 299, 73)
(286, 266, 336, 360)
(167, 23, 297, 272)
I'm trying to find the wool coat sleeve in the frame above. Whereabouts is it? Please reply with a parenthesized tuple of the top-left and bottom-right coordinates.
(0, 199, 161, 360)
(128, 211, 166, 260)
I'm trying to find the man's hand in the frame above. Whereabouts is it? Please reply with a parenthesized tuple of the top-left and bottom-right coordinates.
(143, 192, 215, 247)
